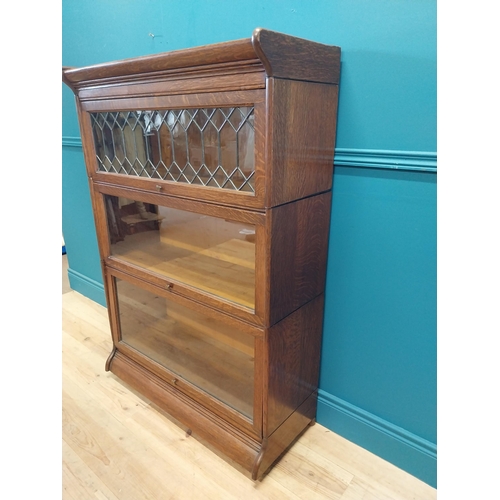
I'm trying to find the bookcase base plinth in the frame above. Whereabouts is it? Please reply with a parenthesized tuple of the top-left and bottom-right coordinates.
(108, 349, 316, 480)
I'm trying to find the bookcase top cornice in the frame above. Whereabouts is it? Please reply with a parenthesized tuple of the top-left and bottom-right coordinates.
(62, 28, 340, 91)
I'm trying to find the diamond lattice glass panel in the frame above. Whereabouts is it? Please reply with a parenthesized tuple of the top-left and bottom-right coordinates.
(91, 107, 255, 193)
(116, 278, 255, 419)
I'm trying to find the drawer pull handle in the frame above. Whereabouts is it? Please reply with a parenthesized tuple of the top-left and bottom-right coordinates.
(167, 283, 173, 290)
(172, 378, 178, 385)
(156, 184, 162, 191)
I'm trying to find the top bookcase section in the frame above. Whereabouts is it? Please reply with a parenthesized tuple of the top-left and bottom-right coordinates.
(63, 28, 341, 210)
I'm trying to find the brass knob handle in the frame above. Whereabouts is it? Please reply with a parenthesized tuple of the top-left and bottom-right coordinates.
(167, 283, 173, 290)
(172, 378, 178, 385)
(156, 184, 162, 191)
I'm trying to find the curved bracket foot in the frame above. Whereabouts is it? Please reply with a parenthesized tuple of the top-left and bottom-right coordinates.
(251, 438, 268, 480)
(105, 346, 117, 372)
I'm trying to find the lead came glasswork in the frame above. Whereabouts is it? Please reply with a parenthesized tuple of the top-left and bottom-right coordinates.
(91, 107, 255, 192)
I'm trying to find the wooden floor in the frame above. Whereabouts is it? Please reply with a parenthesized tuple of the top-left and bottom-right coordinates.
(62, 255, 436, 499)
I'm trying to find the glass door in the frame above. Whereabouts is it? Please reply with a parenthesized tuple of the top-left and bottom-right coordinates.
(102, 192, 257, 311)
(91, 107, 256, 193)
(83, 91, 266, 209)
(111, 274, 261, 430)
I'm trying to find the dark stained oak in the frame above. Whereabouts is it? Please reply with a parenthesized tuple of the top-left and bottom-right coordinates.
(77, 71, 266, 101)
(80, 89, 268, 211)
(266, 79, 339, 207)
(105, 268, 263, 438)
(267, 191, 332, 325)
(79, 88, 265, 111)
(63, 28, 340, 480)
(63, 38, 259, 88)
(255, 391, 318, 480)
(108, 299, 323, 479)
(63, 28, 340, 90)
(109, 350, 262, 471)
(252, 28, 341, 85)
(266, 296, 325, 436)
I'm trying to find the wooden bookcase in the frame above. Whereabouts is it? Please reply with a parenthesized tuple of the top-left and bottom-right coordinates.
(63, 28, 341, 480)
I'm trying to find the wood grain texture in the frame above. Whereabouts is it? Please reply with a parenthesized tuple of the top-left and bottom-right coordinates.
(110, 350, 261, 472)
(93, 173, 266, 211)
(82, 88, 267, 211)
(76, 102, 101, 179)
(106, 256, 264, 326)
(267, 192, 332, 325)
(80, 89, 265, 112)
(77, 71, 266, 101)
(266, 78, 339, 207)
(256, 391, 317, 479)
(112, 342, 260, 441)
(265, 296, 325, 436)
(63, 38, 258, 85)
(63, 28, 340, 91)
(94, 184, 269, 325)
(94, 181, 266, 223)
(104, 269, 263, 437)
(105, 199, 257, 308)
(252, 28, 341, 84)
(116, 278, 256, 420)
(112, 241, 255, 308)
(107, 266, 262, 338)
(63, 28, 343, 481)
(63, 290, 437, 499)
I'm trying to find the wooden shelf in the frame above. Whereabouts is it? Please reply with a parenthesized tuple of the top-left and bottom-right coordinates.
(112, 231, 255, 308)
(117, 280, 254, 418)
(110, 203, 256, 308)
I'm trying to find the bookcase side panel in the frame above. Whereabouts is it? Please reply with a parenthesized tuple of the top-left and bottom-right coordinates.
(267, 191, 332, 326)
(265, 295, 324, 436)
(266, 78, 338, 207)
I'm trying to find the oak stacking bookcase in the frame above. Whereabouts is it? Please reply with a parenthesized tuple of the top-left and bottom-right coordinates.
(63, 28, 341, 480)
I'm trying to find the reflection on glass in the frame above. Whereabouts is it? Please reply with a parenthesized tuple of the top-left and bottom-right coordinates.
(116, 279, 255, 419)
(91, 107, 255, 192)
(104, 195, 256, 309)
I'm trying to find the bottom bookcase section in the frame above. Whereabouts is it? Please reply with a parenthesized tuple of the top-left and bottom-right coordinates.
(107, 349, 317, 480)
(115, 278, 255, 420)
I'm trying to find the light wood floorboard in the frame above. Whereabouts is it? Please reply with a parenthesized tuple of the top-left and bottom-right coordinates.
(62, 258, 436, 499)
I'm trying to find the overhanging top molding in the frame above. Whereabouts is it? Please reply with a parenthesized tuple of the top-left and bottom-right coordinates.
(62, 28, 340, 92)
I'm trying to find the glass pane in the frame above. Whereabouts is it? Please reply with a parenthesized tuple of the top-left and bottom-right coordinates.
(116, 279, 255, 419)
(104, 194, 256, 309)
(90, 107, 255, 193)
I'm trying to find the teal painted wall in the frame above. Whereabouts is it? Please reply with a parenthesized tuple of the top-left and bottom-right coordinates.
(62, 145, 105, 305)
(62, 0, 437, 487)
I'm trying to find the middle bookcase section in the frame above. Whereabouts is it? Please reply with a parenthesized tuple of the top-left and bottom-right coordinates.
(102, 192, 257, 311)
